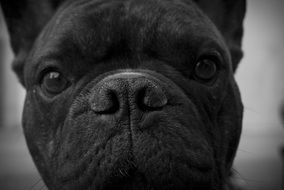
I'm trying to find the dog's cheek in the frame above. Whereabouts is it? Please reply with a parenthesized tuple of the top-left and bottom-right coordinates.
(22, 89, 72, 186)
(223, 80, 243, 170)
(214, 78, 243, 183)
(22, 95, 53, 185)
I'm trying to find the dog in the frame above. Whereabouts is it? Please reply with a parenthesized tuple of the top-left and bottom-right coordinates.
(1, 0, 246, 189)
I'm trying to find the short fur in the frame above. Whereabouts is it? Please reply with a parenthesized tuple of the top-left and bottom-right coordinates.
(1, 0, 246, 189)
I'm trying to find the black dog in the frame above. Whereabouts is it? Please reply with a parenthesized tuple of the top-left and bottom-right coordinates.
(1, 0, 246, 189)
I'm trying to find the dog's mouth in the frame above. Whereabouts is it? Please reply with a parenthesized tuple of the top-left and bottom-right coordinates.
(54, 111, 215, 189)
(56, 145, 214, 190)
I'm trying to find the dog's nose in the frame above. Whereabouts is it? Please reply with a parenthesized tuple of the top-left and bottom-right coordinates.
(90, 72, 168, 114)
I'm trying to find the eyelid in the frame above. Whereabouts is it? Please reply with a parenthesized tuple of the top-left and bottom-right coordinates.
(35, 58, 70, 83)
(198, 51, 221, 60)
(196, 51, 224, 70)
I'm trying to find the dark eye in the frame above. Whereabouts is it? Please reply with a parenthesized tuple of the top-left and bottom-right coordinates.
(41, 71, 69, 96)
(194, 58, 218, 82)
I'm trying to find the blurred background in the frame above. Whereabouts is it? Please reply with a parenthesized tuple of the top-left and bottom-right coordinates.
(0, 0, 284, 189)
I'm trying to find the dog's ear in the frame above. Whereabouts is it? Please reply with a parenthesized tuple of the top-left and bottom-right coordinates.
(193, 0, 246, 72)
(0, 0, 64, 86)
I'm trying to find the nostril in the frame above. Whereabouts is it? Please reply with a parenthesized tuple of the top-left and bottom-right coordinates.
(138, 85, 168, 111)
(90, 89, 119, 114)
(89, 72, 168, 114)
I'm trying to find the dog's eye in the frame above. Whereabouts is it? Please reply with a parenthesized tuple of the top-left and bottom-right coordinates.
(41, 71, 69, 95)
(194, 58, 218, 82)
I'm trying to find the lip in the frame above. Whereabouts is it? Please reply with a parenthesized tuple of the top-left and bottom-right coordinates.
(56, 147, 214, 189)
(57, 163, 214, 190)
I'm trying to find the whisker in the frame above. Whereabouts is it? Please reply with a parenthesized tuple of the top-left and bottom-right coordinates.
(232, 168, 266, 184)
(29, 178, 43, 190)
(38, 184, 47, 190)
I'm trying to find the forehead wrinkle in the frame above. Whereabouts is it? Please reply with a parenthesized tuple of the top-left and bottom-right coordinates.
(32, 0, 227, 70)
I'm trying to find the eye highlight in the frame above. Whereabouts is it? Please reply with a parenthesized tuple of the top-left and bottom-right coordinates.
(193, 58, 218, 82)
(40, 70, 69, 96)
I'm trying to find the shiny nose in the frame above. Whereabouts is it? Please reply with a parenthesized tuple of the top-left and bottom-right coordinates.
(90, 72, 168, 114)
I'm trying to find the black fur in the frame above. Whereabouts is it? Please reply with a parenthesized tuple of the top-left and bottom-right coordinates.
(1, 0, 246, 189)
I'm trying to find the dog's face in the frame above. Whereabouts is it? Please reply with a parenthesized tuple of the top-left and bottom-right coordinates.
(2, 0, 245, 189)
